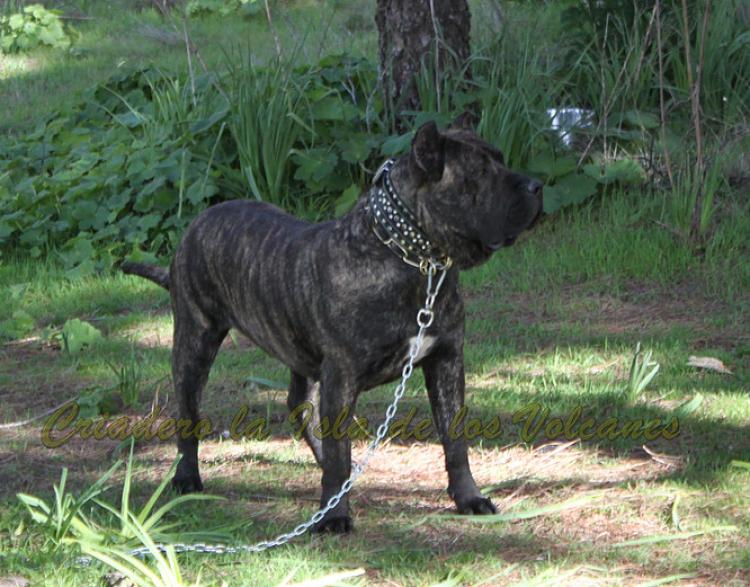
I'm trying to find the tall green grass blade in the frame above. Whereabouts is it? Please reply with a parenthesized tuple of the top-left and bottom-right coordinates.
(612, 525, 737, 547)
(142, 495, 225, 534)
(435, 494, 603, 524)
(136, 457, 182, 527)
(471, 564, 520, 587)
(674, 394, 703, 417)
(638, 574, 699, 587)
(228, 53, 309, 206)
(670, 495, 682, 531)
(79, 545, 159, 587)
(121, 440, 134, 526)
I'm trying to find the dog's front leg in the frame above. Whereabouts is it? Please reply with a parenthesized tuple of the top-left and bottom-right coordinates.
(314, 362, 355, 533)
(422, 346, 496, 515)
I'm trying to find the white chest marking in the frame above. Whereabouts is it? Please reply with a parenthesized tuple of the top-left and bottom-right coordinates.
(407, 335, 437, 363)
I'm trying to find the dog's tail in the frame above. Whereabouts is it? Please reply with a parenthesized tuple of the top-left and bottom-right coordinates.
(121, 261, 170, 290)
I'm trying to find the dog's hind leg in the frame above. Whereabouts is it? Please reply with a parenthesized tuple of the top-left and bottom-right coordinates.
(287, 372, 324, 466)
(171, 311, 227, 494)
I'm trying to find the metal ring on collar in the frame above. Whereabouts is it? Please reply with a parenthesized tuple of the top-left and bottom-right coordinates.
(417, 308, 435, 327)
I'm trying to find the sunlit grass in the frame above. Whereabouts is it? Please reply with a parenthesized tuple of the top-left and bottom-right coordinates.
(0, 0, 377, 132)
(1, 0, 749, 583)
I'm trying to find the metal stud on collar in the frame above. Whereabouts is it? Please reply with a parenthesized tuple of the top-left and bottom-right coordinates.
(368, 159, 451, 271)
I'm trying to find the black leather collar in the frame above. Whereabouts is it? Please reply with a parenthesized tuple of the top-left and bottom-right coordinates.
(367, 159, 451, 273)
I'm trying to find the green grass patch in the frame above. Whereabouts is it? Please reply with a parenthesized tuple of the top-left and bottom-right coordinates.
(1, 187, 749, 583)
(2, 0, 750, 584)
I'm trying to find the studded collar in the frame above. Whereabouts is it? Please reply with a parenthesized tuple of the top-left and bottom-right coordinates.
(367, 159, 451, 273)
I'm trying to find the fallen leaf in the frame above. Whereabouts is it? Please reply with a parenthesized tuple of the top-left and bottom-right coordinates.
(687, 356, 733, 374)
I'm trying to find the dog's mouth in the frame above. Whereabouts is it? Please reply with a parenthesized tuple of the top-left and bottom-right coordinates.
(449, 228, 518, 257)
(481, 235, 517, 254)
(485, 236, 517, 252)
(527, 202, 544, 229)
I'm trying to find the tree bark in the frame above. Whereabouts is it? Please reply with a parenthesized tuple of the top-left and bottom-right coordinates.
(376, 0, 471, 128)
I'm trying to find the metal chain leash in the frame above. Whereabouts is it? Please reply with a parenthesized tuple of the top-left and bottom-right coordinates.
(77, 258, 451, 566)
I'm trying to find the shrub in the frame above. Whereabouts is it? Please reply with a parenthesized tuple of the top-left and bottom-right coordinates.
(185, 0, 262, 18)
(0, 4, 72, 54)
(0, 68, 238, 275)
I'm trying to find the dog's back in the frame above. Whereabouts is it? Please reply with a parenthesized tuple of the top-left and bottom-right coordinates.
(170, 200, 333, 374)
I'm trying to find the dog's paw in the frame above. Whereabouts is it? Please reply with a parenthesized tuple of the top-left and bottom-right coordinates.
(313, 515, 353, 534)
(456, 496, 497, 515)
(172, 474, 203, 494)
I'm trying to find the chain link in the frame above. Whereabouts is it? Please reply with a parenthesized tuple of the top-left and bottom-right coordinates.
(76, 259, 450, 566)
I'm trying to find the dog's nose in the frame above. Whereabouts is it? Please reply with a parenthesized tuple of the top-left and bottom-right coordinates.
(526, 180, 543, 196)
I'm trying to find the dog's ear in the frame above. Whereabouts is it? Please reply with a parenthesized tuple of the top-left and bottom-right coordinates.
(410, 121, 445, 183)
(448, 110, 478, 131)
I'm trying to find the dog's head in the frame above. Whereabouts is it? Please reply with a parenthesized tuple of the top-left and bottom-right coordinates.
(393, 115, 543, 269)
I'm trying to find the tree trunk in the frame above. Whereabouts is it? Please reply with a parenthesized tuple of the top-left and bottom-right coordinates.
(375, 0, 471, 128)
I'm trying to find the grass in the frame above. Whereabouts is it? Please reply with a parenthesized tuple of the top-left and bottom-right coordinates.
(0, 0, 378, 132)
(2, 0, 749, 584)
(463, 186, 750, 300)
(1, 187, 749, 585)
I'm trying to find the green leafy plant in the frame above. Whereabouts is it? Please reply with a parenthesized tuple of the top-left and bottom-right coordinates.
(0, 67, 238, 274)
(107, 347, 146, 409)
(626, 342, 660, 401)
(414, 49, 474, 117)
(662, 157, 723, 240)
(0, 309, 34, 340)
(17, 462, 121, 549)
(19, 443, 229, 556)
(289, 53, 384, 214)
(0, 4, 72, 54)
(186, 0, 261, 18)
(524, 153, 603, 216)
(74, 447, 226, 586)
(78, 522, 199, 587)
(541, 172, 599, 215)
(229, 56, 308, 205)
(3, 18, 740, 273)
(475, 35, 562, 172)
(583, 158, 647, 186)
(61, 318, 103, 354)
(94, 445, 226, 545)
(76, 387, 112, 419)
(228, 52, 385, 215)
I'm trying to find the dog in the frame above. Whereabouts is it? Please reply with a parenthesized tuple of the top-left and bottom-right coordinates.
(122, 115, 543, 532)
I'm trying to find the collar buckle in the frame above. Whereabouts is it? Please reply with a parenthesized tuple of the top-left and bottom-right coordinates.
(372, 159, 395, 186)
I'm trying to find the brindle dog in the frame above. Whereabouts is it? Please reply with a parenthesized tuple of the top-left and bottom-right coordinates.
(122, 116, 543, 532)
